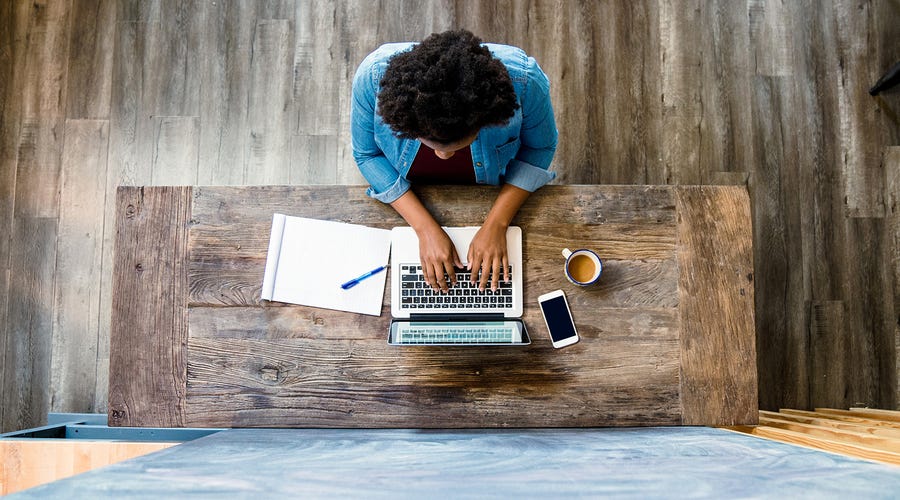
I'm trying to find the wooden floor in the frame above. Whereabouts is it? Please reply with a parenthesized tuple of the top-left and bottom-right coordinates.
(1, 0, 898, 433)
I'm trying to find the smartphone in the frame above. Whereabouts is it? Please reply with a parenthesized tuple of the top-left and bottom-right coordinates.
(537, 290, 580, 348)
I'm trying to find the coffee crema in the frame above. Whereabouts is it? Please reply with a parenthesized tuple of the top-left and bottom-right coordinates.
(567, 254, 597, 283)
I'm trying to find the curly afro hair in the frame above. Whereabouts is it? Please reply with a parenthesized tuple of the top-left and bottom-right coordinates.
(377, 30, 519, 144)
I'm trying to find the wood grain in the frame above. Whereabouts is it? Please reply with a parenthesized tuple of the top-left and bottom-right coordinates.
(149, 115, 198, 185)
(731, 426, 900, 466)
(731, 407, 900, 467)
(185, 305, 681, 428)
(677, 186, 758, 425)
(108, 186, 192, 427)
(51, 119, 110, 413)
(64, 0, 115, 119)
(759, 410, 900, 439)
(0, 0, 22, 436)
(0, 440, 176, 495)
(1, 217, 57, 433)
(809, 301, 847, 407)
(780, 409, 900, 430)
(247, 19, 294, 184)
(185, 186, 678, 308)
(889, 146, 900, 409)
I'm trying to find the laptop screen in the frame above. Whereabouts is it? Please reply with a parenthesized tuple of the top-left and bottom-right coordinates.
(388, 320, 530, 346)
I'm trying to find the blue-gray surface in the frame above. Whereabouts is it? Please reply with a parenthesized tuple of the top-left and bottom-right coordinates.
(12, 427, 900, 499)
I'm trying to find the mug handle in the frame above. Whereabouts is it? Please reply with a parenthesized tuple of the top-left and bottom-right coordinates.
(562, 248, 572, 259)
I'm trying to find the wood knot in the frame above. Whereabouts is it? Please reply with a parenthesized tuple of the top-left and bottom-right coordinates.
(259, 365, 283, 384)
(110, 409, 126, 420)
(125, 204, 136, 218)
(135, 263, 143, 273)
(314, 317, 325, 326)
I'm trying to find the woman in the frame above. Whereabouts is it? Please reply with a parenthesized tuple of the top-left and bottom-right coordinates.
(351, 29, 558, 293)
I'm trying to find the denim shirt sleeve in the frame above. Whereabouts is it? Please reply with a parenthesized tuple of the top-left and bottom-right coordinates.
(503, 56, 558, 193)
(350, 49, 411, 204)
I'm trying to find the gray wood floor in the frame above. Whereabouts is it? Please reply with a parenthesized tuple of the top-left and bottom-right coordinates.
(1, 0, 899, 433)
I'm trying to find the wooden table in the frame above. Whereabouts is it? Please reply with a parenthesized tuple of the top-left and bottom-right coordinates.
(108, 185, 757, 428)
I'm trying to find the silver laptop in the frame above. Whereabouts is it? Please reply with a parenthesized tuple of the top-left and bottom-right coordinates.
(389, 226, 529, 346)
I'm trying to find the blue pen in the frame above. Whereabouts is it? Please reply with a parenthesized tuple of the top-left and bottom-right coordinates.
(340, 265, 387, 289)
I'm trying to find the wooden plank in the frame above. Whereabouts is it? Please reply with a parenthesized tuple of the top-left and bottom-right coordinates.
(246, 19, 294, 184)
(816, 408, 900, 423)
(809, 301, 847, 406)
(13, 119, 63, 218)
(64, 0, 116, 119)
(760, 410, 900, 439)
(750, 74, 810, 411)
(186, 186, 679, 307)
(573, 1, 662, 184)
(195, 1, 274, 185)
(188, 185, 679, 227)
(888, 146, 900, 408)
(834, 0, 885, 218)
(660, 0, 701, 184)
(141, 4, 200, 118)
(149, 115, 199, 185)
(0, 0, 26, 261)
(1, 217, 57, 433)
(108, 186, 191, 427)
(736, 425, 900, 466)
(117, 0, 160, 23)
(847, 408, 900, 422)
(13, 0, 70, 218)
(748, 0, 794, 77)
(0, 440, 176, 495)
(842, 217, 896, 408)
(676, 186, 758, 425)
(294, 0, 339, 136)
(184, 306, 682, 427)
(696, 1, 754, 183)
(758, 415, 900, 452)
(107, 20, 146, 188)
(780, 409, 900, 430)
(50, 119, 110, 413)
(0, 0, 24, 435)
(289, 134, 339, 184)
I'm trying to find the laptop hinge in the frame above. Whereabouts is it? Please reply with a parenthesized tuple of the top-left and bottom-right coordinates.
(408, 313, 506, 322)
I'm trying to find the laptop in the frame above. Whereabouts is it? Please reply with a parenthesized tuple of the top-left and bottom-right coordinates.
(389, 226, 530, 346)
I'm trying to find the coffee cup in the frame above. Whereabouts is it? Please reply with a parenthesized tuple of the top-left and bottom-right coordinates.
(562, 248, 602, 286)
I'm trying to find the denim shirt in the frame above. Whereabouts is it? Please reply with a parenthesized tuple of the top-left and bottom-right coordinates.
(351, 42, 558, 203)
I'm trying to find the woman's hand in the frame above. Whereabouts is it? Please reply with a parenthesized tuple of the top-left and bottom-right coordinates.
(417, 224, 463, 292)
(467, 221, 509, 291)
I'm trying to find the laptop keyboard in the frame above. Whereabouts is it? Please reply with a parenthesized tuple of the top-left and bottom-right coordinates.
(399, 263, 514, 311)
(395, 324, 517, 344)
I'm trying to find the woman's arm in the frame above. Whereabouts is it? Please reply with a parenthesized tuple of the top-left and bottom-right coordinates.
(390, 190, 462, 292)
(468, 184, 531, 291)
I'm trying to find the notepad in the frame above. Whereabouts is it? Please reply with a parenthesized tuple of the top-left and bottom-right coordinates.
(261, 214, 391, 316)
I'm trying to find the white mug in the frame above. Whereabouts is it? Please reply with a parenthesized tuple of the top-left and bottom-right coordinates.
(562, 248, 602, 286)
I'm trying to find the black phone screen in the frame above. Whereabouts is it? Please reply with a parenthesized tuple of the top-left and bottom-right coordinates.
(540, 295, 577, 342)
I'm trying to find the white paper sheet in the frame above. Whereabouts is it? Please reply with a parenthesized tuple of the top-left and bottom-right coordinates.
(261, 214, 391, 316)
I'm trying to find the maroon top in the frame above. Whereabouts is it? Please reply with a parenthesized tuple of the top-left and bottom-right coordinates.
(406, 143, 476, 184)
